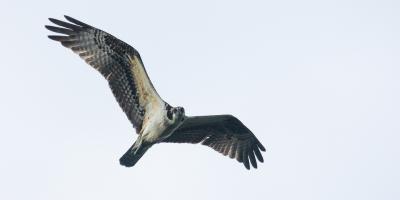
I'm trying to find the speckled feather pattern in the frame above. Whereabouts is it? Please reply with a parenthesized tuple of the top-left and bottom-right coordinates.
(46, 16, 151, 132)
(164, 115, 266, 169)
(46, 16, 266, 170)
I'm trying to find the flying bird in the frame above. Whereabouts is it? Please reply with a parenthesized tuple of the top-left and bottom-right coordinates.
(45, 16, 265, 169)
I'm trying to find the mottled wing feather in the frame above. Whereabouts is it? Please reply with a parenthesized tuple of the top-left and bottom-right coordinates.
(46, 16, 161, 132)
(163, 115, 266, 169)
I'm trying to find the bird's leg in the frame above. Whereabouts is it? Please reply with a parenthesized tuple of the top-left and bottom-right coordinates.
(133, 135, 144, 154)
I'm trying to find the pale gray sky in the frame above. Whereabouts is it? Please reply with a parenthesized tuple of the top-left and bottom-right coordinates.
(1, 0, 399, 199)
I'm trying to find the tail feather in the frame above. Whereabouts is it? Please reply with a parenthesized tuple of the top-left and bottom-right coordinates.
(119, 143, 151, 167)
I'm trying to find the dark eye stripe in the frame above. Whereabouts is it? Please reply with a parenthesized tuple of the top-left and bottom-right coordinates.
(167, 110, 173, 120)
(165, 103, 173, 120)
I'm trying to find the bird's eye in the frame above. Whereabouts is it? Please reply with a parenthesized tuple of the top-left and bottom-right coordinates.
(167, 110, 173, 120)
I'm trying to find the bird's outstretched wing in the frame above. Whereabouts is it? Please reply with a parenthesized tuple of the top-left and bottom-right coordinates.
(163, 115, 266, 169)
(45, 16, 163, 133)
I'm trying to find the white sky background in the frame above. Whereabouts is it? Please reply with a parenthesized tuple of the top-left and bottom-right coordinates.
(0, 0, 399, 199)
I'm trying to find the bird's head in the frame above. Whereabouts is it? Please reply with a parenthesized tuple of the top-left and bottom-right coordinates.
(166, 104, 186, 124)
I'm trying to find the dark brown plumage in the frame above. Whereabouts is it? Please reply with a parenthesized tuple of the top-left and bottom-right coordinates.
(46, 16, 266, 170)
(163, 115, 265, 169)
(46, 16, 151, 132)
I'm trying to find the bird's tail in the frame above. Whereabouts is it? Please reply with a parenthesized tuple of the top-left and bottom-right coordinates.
(119, 139, 152, 167)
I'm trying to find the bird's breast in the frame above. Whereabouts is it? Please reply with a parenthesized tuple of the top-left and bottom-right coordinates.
(140, 113, 171, 143)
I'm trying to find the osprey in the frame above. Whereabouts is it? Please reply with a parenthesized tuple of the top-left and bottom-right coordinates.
(45, 16, 266, 169)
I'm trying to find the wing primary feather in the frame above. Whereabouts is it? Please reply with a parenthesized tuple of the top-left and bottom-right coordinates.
(49, 18, 83, 30)
(242, 149, 250, 170)
(48, 35, 70, 41)
(257, 142, 266, 152)
(253, 146, 264, 162)
(64, 15, 91, 27)
(248, 150, 257, 168)
(236, 148, 243, 163)
(45, 25, 74, 35)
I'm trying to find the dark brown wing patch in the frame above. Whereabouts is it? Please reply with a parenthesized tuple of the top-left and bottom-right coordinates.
(163, 115, 266, 169)
(46, 16, 148, 132)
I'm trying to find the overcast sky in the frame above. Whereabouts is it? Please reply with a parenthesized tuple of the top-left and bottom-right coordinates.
(0, 0, 399, 199)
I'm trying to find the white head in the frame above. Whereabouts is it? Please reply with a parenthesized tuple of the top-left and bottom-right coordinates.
(166, 104, 186, 124)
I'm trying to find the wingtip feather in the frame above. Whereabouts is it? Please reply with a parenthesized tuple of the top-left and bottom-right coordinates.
(243, 151, 250, 170)
(48, 17, 57, 22)
(47, 35, 69, 41)
(45, 25, 74, 35)
(47, 35, 57, 41)
(249, 151, 257, 168)
(258, 142, 266, 152)
(254, 147, 264, 163)
(64, 15, 90, 27)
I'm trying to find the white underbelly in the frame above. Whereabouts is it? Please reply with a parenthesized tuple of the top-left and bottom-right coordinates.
(141, 115, 169, 143)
